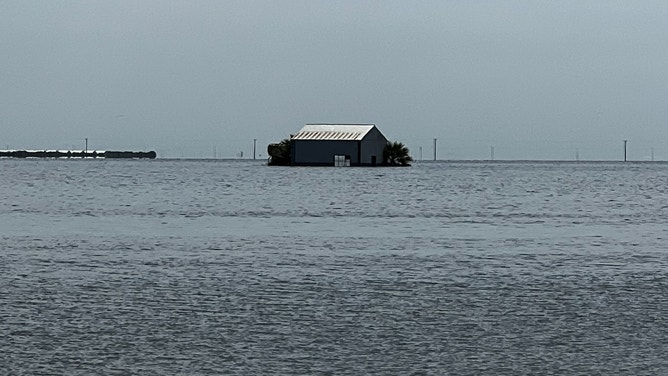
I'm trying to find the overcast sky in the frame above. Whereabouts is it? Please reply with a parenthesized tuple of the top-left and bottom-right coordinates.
(2, 1, 667, 159)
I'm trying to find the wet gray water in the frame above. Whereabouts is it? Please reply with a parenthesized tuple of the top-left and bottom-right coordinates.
(2, 159, 668, 374)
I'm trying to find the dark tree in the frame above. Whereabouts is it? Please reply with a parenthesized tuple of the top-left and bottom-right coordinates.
(267, 139, 291, 166)
(383, 141, 413, 166)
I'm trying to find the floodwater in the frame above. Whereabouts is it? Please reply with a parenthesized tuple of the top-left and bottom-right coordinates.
(2, 159, 668, 374)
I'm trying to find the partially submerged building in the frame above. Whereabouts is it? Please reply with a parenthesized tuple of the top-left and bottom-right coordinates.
(290, 123, 388, 166)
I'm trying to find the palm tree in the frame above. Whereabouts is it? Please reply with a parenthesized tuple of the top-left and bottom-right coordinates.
(267, 138, 291, 165)
(383, 141, 413, 166)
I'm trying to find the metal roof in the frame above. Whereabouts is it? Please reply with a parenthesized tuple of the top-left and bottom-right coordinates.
(291, 124, 376, 141)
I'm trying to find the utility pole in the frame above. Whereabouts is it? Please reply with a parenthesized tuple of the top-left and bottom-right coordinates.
(624, 140, 627, 162)
(433, 138, 437, 161)
(85, 138, 88, 156)
(419, 146, 423, 161)
(253, 139, 257, 160)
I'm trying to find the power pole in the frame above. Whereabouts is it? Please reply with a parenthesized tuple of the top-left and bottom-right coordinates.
(253, 139, 257, 160)
(433, 138, 437, 161)
(624, 140, 627, 162)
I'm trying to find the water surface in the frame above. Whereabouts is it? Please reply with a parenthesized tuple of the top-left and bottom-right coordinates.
(2, 160, 668, 374)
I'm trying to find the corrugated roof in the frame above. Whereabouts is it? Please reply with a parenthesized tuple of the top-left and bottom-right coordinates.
(291, 124, 376, 141)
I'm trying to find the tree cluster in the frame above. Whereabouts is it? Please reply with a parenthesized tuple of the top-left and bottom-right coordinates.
(383, 141, 413, 166)
(267, 139, 291, 166)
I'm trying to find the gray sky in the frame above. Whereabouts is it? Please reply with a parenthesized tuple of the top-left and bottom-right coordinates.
(2, 1, 667, 160)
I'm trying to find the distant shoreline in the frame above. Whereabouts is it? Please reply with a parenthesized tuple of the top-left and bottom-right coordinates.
(0, 150, 156, 159)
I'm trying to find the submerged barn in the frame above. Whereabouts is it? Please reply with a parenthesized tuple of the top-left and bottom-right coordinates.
(291, 124, 388, 166)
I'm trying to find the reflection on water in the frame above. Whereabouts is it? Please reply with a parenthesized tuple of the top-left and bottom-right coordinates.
(2, 160, 668, 374)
